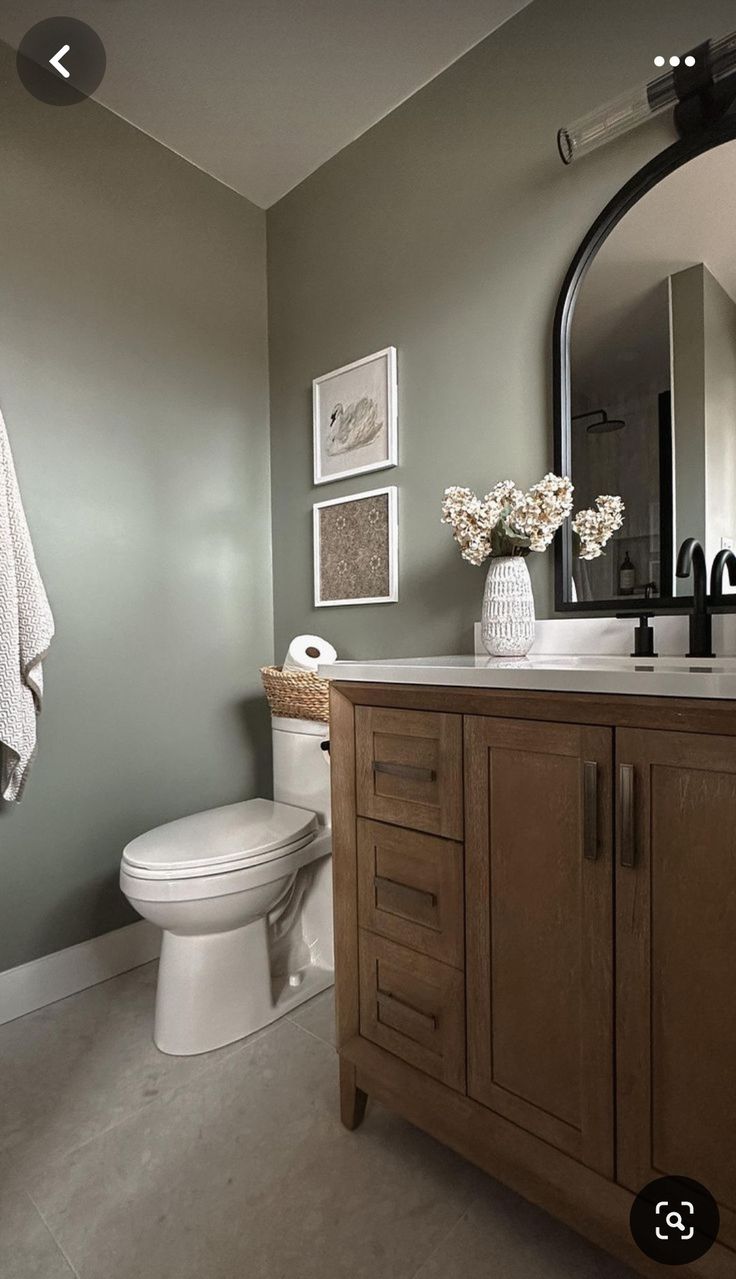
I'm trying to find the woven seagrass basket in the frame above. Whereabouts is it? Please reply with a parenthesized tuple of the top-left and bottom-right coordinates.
(260, 665, 330, 723)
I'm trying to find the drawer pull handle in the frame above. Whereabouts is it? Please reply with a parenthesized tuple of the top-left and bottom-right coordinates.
(583, 760, 598, 861)
(374, 875, 437, 908)
(619, 764, 636, 868)
(376, 989, 437, 1033)
(373, 761, 436, 782)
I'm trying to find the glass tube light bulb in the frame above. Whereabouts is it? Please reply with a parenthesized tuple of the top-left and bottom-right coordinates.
(558, 28, 736, 165)
(558, 76, 675, 165)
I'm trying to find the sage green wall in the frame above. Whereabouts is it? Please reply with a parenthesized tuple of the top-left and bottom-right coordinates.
(267, 0, 736, 660)
(0, 44, 273, 970)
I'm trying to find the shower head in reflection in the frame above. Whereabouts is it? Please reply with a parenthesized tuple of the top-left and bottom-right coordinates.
(572, 409, 626, 435)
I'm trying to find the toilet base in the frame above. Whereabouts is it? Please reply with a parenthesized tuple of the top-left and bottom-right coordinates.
(154, 917, 333, 1055)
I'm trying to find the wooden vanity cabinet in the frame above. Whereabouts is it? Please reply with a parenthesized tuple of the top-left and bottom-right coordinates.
(331, 682, 736, 1279)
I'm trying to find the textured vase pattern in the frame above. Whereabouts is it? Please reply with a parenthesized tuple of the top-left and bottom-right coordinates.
(481, 556, 535, 657)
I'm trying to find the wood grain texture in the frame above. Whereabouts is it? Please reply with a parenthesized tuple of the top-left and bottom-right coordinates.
(343, 1034, 734, 1279)
(339, 1056, 368, 1130)
(355, 706, 463, 837)
(332, 687, 736, 1275)
(330, 686, 360, 1047)
(357, 818, 464, 967)
(358, 930, 465, 1091)
(616, 727, 736, 1252)
(335, 681, 736, 736)
(464, 715, 614, 1176)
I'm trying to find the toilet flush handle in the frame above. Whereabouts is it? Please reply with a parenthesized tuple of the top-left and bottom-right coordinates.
(320, 739, 330, 757)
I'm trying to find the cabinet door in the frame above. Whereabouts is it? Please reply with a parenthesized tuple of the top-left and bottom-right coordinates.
(616, 728, 736, 1250)
(465, 716, 614, 1176)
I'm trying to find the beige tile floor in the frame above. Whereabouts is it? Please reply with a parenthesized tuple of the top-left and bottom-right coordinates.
(0, 962, 637, 1279)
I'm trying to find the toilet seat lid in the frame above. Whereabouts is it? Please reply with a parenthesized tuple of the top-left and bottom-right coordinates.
(122, 798, 318, 876)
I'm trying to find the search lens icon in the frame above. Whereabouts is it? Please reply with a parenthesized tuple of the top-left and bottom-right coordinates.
(630, 1176, 719, 1264)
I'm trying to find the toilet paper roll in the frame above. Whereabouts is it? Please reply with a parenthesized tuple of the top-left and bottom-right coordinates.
(283, 635, 337, 673)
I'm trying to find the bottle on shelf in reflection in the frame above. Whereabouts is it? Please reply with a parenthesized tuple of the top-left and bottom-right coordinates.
(619, 551, 636, 595)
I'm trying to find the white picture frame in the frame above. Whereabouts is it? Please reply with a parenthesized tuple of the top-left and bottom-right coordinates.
(313, 346, 397, 485)
(313, 486, 398, 607)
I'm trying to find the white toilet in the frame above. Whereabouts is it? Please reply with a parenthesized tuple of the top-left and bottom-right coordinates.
(120, 718, 333, 1055)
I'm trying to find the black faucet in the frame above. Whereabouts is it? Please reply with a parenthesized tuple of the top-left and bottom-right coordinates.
(710, 548, 736, 602)
(676, 538, 714, 658)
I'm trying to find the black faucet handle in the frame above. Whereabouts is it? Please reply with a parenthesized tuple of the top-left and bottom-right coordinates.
(616, 612, 657, 658)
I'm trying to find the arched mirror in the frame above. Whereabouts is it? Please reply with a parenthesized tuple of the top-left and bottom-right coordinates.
(554, 117, 736, 611)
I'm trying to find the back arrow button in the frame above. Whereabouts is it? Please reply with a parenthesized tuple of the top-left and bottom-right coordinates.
(17, 17, 106, 105)
(49, 44, 71, 78)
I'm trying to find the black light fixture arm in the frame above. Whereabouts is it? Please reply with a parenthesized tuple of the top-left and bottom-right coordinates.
(673, 39, 736, 136)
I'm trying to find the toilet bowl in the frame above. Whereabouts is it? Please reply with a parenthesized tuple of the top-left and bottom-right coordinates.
(120, 719, 333, 1055)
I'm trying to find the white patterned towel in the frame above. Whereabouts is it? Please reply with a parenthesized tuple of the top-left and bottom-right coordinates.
(0, 409, 54, 801)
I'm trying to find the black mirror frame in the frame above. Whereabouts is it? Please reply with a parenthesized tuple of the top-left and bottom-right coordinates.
(553, 113, 736, 614)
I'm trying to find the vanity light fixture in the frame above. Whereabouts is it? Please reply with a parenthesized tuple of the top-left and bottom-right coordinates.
(558, 29, 736, 164)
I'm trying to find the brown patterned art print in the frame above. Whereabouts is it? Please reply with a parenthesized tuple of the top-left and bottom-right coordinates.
(313, 487, 398, 606)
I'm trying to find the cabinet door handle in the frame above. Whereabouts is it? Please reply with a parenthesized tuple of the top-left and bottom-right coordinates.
(374, 875, 437, 909)
(583, 760, 598, 861)
(373, 760, 436, 782)
(376, 989, 437, 1033)
(619, 764, 636, 867)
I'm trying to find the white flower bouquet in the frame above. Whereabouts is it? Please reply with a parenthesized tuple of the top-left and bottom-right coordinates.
(441, 474, 624, 564)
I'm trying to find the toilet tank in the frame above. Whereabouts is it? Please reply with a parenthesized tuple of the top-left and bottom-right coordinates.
(271, 717, 331, 826)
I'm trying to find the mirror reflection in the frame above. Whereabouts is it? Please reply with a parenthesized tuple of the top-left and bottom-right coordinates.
(569, 142, 736, 603)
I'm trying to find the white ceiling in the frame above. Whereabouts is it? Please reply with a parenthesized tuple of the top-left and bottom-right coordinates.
(0, 0, 532, 207)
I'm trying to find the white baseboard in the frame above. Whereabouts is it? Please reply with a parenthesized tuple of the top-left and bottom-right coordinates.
(0, 920, 161, 1027)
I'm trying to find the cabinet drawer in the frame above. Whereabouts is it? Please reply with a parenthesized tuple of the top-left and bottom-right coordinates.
(357, 819, 464, 968)
(359, 931, 465, 1091)
(355, 707, 462, 838)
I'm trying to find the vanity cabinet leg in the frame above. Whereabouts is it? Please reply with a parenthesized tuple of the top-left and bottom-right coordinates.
(340, 1057, 367, 1130)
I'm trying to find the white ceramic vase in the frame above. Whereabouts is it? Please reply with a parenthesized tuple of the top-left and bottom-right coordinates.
(481, 555, 535, 657)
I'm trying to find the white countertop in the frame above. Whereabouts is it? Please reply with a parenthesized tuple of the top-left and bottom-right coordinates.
(319, 654, 736, 700)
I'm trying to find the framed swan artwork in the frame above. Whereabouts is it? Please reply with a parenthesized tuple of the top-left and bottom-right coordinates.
(313, 346, 397, 485)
